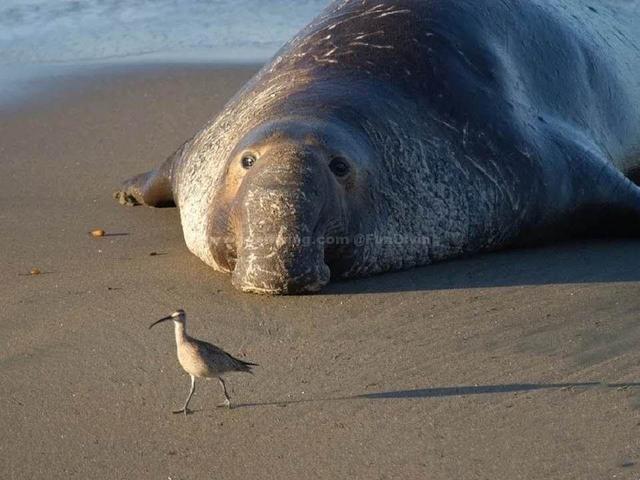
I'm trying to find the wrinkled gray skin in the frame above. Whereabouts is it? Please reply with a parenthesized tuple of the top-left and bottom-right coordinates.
(115, 0, 640, 294)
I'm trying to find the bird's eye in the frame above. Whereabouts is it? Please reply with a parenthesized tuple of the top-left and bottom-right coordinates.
(329, 157, 350, 177)
(241, 153, 257, 169)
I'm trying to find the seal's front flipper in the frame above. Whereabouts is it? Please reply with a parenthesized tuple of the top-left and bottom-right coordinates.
(575, 156, 640, 237)
(548, 130, 640, 237)
(627, 166, 640, 187)
(114, 169, 174, 207)
(113, 138, 191, 208)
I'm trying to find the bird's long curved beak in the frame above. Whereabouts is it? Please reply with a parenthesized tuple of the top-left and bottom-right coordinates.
(149, 316, 172, 329)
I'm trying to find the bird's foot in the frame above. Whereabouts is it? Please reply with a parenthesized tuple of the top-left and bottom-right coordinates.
(172, 407, 192, 416)
(217, 399, 231, 409)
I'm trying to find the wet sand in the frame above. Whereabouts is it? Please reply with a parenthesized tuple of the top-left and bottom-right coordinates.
(1, 64, 639, 479)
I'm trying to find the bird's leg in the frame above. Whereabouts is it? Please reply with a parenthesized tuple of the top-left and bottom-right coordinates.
(216, 377, 231, 409)
(173, 374, 195, 415)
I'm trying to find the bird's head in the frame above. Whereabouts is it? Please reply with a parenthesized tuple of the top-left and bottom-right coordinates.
(149, 309, 186, 329)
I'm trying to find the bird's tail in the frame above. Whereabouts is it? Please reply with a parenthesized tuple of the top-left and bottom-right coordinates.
(235, 356, 259, 373)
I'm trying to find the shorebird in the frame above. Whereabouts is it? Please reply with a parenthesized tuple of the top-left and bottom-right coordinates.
(149, 309, 258, 415)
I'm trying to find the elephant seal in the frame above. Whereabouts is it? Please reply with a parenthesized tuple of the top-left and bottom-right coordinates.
(115, 0, 640, 294)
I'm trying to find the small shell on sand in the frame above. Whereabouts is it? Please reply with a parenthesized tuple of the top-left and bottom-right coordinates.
(30, 267, 42, 275)
(90, 229, 106, 237)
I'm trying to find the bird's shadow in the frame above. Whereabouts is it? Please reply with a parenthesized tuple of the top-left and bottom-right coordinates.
(232, 381, 640, 409)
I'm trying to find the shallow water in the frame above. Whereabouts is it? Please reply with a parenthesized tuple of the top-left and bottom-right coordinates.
(0, 0, 329, 64)
(0, 0, 329, 106)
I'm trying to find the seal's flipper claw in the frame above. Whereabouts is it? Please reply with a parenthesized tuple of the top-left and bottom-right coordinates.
(113, 177, 144, 206)
(114, 170, 175, 208)
(113, 190, 141, 206)
(114, 137, 193, 208)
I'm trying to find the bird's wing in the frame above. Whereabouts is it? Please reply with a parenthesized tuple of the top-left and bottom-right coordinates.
(196, 339, 227, 358)
(195, 339, 256, 371)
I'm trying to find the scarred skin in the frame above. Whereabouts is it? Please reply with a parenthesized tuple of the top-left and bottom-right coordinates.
(115, 0, 640, 295)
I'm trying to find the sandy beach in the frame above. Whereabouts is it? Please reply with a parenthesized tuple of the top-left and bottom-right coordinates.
(1, 64, 639, 479)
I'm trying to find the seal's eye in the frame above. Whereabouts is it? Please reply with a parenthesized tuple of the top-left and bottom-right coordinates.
(241, 153, 256, 169)
(329, 157, 350, 177)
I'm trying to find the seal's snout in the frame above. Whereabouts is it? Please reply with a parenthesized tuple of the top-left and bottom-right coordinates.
(232, 251, 331, 295)
(229, 145, 337, 295)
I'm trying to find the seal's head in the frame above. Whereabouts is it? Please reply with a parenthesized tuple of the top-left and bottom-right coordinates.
(208, 117, 373, 294)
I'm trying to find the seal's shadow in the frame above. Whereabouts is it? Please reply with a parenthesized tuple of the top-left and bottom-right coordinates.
(325, 239, 640, 295)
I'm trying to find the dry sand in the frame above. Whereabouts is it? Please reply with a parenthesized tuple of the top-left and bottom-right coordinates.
(1, 64, 639, 480)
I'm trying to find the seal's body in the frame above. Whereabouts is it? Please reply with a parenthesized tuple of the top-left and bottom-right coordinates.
(116, 0, 640, 294)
